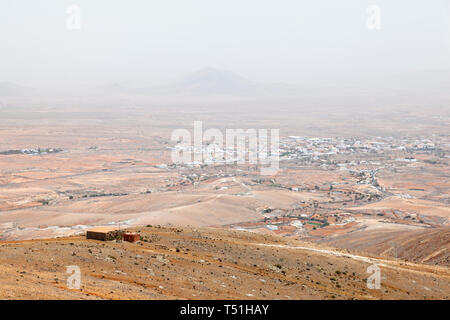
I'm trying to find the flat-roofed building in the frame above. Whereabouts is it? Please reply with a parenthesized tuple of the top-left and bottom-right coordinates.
(86, 227, 123, 241)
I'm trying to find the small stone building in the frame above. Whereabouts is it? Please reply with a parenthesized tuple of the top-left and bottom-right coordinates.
(86, 227, 124, 241)
(123, 232, 140, 242)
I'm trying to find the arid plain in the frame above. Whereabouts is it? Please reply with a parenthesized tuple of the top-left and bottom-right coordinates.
(0, 93, 449, 299)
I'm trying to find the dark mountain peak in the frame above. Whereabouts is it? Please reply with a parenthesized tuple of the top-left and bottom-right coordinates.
(177, 67, 255, 93)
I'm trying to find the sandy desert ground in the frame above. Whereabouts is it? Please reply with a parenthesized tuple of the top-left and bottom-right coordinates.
(0, 226, 448, 300)
(0, 98, 448, 299)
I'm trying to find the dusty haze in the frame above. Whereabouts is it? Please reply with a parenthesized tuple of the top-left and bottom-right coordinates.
(0, 1, 449, 301)
(1, 0, 450, 91)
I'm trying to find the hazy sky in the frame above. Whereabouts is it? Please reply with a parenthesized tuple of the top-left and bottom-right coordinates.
(1, 0, 449, 89)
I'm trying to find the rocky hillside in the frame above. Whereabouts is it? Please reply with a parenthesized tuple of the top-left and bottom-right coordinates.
(0, 226, 448, 299)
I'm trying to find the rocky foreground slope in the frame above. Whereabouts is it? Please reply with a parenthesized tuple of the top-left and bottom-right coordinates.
(0, 226, 448, 300)
(317, 227, 450, 266)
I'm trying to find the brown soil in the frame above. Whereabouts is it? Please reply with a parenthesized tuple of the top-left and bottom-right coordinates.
(0, 226, 448, 300)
